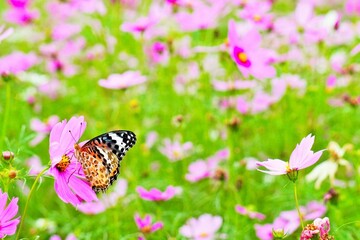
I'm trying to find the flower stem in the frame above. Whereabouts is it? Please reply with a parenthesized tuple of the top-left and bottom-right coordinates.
(16, 167, 49, 240)
(293, 182, 304, 229)
(0, 82, 11, 152)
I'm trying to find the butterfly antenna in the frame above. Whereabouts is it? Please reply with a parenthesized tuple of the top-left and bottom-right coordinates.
(68, 130, 77, 142)
(66, 155, 77, 184)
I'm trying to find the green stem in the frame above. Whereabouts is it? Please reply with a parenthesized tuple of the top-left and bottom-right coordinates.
(1, 82, 11, 152)
(293, 182, 304, 229)
(16, 167, 49, 240)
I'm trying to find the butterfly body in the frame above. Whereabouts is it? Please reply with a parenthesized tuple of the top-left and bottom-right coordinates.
(74, 130, 136, 193)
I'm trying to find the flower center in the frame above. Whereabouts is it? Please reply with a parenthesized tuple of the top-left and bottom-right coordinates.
(173, 150, 181, 158)
(141, 225, 152, 233)
(253, 14, 262, 22)
(199, 233, 209, 238)
(285, 163, 291, 173)
(224, 38, 229, 48)
(56, 155, 70, 172)
(329, 150, 340, 161)
(238, 52, 248, 63)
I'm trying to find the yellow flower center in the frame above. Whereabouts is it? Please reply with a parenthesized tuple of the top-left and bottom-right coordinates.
(329, 150, 340, 161)
(173, 150, 181, 158)
(141, 225, 152, 233)
(224, 38, 229, 47)
(56, 155, 70, 172)
(253, 14, 262, 22)
(129, 99, 139, 109)
(199, 233, 209, 238)
(238, 52, 248, 63)
(285, 163, 291, 173)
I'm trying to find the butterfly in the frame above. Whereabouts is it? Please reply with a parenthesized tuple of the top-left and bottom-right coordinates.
(74, 130, 136, 193)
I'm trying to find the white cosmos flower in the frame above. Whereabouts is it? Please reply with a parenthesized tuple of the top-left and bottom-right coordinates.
(306, 141, 353, 189)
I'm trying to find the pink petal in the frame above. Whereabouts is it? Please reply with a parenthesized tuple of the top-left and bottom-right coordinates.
(0, 218, 20, 236)
(151, 221, 164, 232)
(256, 159, 287, 175)
(67, 174, 97, 202)
(54, 173, 81, 206)
(0, 198, 18, 222)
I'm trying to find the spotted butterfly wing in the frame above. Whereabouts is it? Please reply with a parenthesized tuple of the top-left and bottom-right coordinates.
(74, 130, 136, 193)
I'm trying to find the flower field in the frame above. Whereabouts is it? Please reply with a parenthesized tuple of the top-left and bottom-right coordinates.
(1, 0, 360, 239)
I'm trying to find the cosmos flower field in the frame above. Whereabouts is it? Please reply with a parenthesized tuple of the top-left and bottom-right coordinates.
(1, 0, 360, 239)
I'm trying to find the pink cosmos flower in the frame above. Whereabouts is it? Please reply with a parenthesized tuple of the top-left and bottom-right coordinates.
(121, 16, 157, 37)
(98, 71, 147, 89)
(50, 233, 77, 240)
(47, 116, 98, 207)
(136, 185, 180, 201)
(345, 0, 360, 15)
(179, 214, 223, 240)
(26, 156, 45, 176)
(30, 115, 60, 146)
(134, 214, 163, 235)
(4, 8, 39, 26)
(39, 38, 84, 76)
(0, 189, 20, 238)
(227, 19, 276, 80)
(235, 205, 266, 220)
(256, 134, 324, 179)
(300, 217, 331, 240)
(175, 2, 222, 31)
(255, 201, 326, 239)
(38, 78, 62, 100)
(313, 217, 330, 237)
(186, 148, 229, 182)
(212, 79, 257, 91)
(0, 25, 13, 42)
(78, 179, 127, 215)
(238, 1, 273, 30)
(254, 224, 273, 240)
(144, 131, 158, 149)
(51, 23, 82, 41)
(159, 137, 193, 161)
(146, 41, 169, 65)
(271, 74, 306, 101)
(0, 51, 38, 76)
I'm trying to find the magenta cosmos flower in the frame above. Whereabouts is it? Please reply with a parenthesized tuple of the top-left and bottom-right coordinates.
(98, 71, 147, 89)
(134, 214, 163, 234)
(179, 214, 223, 240)
(255, 201, 326, 239)
(0, 51, 38, 76)
(136, 185, 180, 202)
(30, 115, 59, 146)
(186, 148, 229, 182)
(48, 116, 98, 206)
(235, 204, 265, 220)
(300, 217, 331, 240)
(0, 189, 20, 238)
(227, 19, 276, 80)
(5, 0, 39, 25)
(159, 137, 193, 161)
(256, 134, 324, 181)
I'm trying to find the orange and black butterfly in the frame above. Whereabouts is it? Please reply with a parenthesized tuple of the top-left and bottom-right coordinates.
(74, 130, 136, 193)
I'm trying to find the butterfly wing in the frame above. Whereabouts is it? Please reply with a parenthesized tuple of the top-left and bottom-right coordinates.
(77, 130, 136, 192)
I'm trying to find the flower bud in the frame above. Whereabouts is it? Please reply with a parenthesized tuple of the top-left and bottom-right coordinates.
(8, 170, 17, 179)
(2, 151, 14, 161)
(272, 228, 286, 239)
